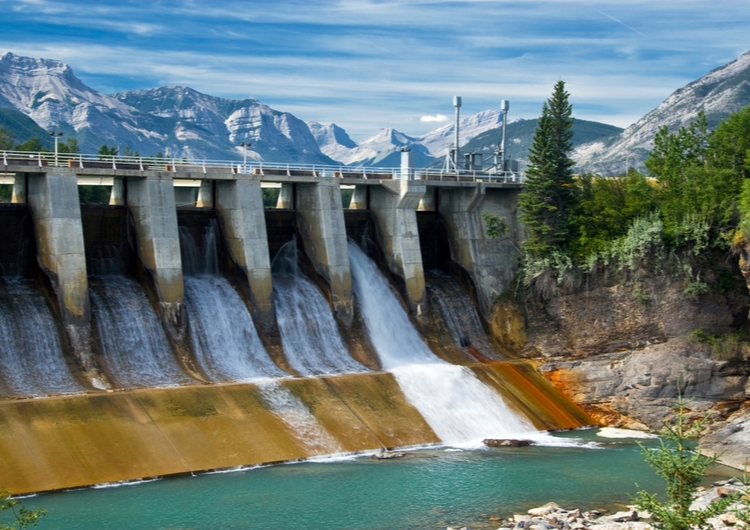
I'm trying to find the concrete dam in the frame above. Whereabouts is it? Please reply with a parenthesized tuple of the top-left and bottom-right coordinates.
(0, 161, 590, 494)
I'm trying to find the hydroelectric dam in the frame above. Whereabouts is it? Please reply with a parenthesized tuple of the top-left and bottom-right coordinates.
(0, 154, 589, 494)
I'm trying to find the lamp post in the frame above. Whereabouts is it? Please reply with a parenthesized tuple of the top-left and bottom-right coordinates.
(49, 131, 63, 166)
(240, 142, 251, 173)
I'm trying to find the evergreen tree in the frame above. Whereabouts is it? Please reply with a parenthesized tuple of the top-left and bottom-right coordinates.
(0, 126, 13, 151)
(519, 80, 577, 257)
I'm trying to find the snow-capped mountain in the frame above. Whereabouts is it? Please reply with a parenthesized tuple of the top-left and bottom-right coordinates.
(307, 121, 358, 163)
(575, 50, 750, 174)
(418, 109, 513, 157)
(0, 52, 335, 164)
(307, 125, 431, 167)
(116, 86, 332, 164)
(309, 109, 511, 167)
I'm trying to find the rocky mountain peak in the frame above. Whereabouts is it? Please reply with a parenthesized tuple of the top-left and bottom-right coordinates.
(575, 50, 750, 175)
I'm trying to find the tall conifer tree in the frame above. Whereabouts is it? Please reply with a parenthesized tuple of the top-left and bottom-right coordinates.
(519, 80, 576, 257)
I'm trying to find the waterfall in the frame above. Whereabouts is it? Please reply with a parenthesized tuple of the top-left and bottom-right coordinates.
(185, 276, 285, 380)
(90, 276, 193, 388)
(272, 241, 367, 376)
(256, 380, 343, 455)
(180, 221, 285, 381)
(427, 271, 500, 360)
(348, 241, 535, 443)
(0, 278, 82, 397)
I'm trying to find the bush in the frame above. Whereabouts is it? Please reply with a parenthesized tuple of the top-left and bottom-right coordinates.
(0, 489, 46, 529)
(634, 393, 736, 530)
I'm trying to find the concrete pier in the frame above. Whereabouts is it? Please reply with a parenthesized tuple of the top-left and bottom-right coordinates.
(109, 177, 124, 205)
(12, 173, 26, 204)
(369, 179, 427, 314)
(196, 180, 213, 208)
(126, 176, 186, 337)
(296, 179, 353, 324)
(439, 185, 522, 315)
(349, 185, 368, 210)
(26, 170, 107, 387)
(276, 182, 294, 209)
(215, 178, 275, 331)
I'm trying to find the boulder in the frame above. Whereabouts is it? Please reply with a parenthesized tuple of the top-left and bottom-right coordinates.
(484, 439, 533, 448)
(528, 502, 561, 517)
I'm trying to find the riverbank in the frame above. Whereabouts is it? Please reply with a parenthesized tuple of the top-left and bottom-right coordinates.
(491, 269, 750, 473)
(449, 478, 747, 530)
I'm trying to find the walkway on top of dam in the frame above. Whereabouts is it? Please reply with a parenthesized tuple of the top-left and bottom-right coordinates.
(1, 150, 525, 188)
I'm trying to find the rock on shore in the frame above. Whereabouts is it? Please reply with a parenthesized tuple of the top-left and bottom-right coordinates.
(446, 479, 749, 530)
(492, 270, 750, 471)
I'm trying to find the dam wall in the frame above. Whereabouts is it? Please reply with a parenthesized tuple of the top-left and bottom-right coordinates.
(0, 165, 591, 496)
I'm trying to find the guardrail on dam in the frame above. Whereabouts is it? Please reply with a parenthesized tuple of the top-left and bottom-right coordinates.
(2, 156, 524, 383)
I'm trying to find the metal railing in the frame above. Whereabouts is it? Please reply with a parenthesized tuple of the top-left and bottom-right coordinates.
(1, 150, 525, 184)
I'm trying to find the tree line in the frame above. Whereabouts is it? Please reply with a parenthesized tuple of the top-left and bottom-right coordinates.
(508, 80, 750, 296)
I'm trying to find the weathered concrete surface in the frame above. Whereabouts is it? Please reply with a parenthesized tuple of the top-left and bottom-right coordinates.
(195, 179, 213, 208)
(27, 171, 89, 325)
(321, 372, 440, 448)
(349, 185, 367, 210)
(474, 362, 592, 431)
(0, 373, 439, 494)
(369, 180, 427, 314)
(439, 185, 522, 315)
(109, 177, 124, 205)
(417, 186, 436, 212)
(296, 179, 353, 324)
(276, 182, 293, 209)
(126, 176, 185, 336)
(26, 171, 108, 388)
(11, 173, 26, 204)
(215, 178, 275, 330)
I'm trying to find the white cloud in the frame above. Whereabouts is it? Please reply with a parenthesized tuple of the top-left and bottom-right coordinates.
(420, 114, 448, 123)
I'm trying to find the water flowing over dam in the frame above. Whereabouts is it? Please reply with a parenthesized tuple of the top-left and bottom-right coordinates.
(0, 278, 82, 397)
(181, 222, 285, 381)
(0, 166, 590, 494)
(273, 240, 367, 376)
(91, 275, 194, 388)
(348, 242, 535, 443)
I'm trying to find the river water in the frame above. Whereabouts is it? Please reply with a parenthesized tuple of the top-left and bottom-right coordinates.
(18, 429, 727, 530)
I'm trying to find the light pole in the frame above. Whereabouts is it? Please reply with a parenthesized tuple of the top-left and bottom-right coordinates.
(240, 142, 251, 173)
(50, 131, 63, 166)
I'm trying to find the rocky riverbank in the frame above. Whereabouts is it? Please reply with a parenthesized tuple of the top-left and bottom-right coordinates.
(490, 268, 750, 472)
(447, 479, 749, 530)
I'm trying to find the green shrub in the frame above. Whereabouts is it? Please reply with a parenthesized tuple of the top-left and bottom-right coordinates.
(634, 393, 736, 530)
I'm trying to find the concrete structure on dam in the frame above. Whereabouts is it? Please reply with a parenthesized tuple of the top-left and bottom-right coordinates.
(3, 158, 526, 362)
(0, 156, 592, 496)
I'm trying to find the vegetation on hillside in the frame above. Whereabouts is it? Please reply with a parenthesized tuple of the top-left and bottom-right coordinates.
(511, 81, 750, 299)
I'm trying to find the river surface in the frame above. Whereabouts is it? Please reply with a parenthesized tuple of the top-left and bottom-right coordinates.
(16, 429, 735, 530)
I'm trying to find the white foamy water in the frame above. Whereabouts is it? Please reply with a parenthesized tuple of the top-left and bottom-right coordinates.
(271, 240, 366, 376)
(392, 364, 535, 442)
(185, 275, 285, 381)
(90, 276, 193, 388)
(257, 380, 343, 456)
(0, 278, 82, 397)
(180, 220, 285, 381)
(348, 242, 538, 444)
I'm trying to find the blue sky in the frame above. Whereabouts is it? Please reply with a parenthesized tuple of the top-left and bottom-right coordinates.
(1, 0, 749, 141)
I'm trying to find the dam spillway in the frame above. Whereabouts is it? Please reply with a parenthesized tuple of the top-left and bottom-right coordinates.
(0, 164, 589, 494)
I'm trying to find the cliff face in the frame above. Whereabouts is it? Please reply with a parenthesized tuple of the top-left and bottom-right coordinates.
(494, 261, 750, 468)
